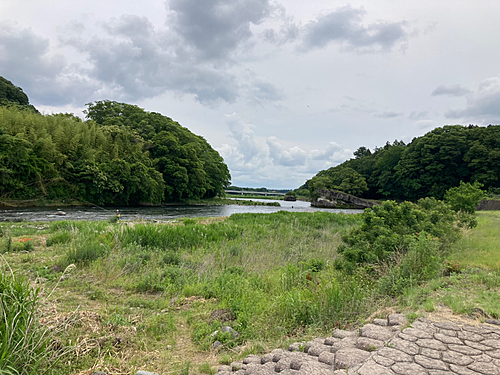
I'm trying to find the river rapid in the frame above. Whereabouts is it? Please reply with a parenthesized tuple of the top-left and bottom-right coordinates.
(0, 198, 362, 222)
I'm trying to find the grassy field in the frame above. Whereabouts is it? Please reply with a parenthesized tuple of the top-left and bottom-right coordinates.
(397, 211, 500, 320)
(1, 210, 499, 375)
(0, 212, 369, 375)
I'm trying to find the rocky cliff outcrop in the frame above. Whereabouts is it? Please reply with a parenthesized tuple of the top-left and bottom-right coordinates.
(477, 200, 500, 211)
(311, 189, 375, 209)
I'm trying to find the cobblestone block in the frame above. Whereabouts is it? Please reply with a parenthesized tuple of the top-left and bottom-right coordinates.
(388, 314, 407, 327)
(325, 337, 339, 346)
(434, 322, 461, 331)
(318, 351, 336, 366)
(458, 331, 486, 342)
(330, 337, 358, 353)
(372, 354, 395, 367)
(334, 348, 371, 369)
(420, 347, 442, 360)
(356, 337, 385, 351)
(416, 338, 448, 351)
(467, 361, 499, 375)
(391, 362, 428, 375)
(466, 340, 496, 351)
(361, 324, 396, 342)
(463, 325, 493, 335)
(308, 344, 333, 357)
(402, 327, 433, 339)
(357, 359, 395, 375)
(483, 340, 500, 350)
(398, 332, 418, 342)
(377, 348, 413, 363)
(387, 338, 419, 355)
(434, 332, 463, 345)
(442, 350, 474, 366)
(448, 344, 483, 356)
(244, 355, 262, 364)
(449, 364, 483, 375)
(414, 354, 449, 370)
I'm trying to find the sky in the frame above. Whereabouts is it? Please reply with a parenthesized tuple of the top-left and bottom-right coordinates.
(1, 0, 500, 189)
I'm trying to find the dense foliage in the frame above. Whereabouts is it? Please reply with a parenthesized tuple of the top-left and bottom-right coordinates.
(338, 198, 459, 269)
(0, 100, 230, 205)
(0, 77, 38, 113)
(304, 125, 500, 200)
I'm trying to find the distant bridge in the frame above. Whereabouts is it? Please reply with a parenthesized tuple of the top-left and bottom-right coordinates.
(225, 190, 286, 197)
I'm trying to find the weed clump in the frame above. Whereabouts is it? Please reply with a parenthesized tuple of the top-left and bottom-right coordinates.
(0, 269, 57, 374)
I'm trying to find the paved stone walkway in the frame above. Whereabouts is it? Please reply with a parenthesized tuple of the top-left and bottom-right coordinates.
(216, 314, 500, 375)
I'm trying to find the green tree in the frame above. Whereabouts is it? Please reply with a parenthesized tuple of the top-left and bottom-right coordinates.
(0, 76, 38, 112)
(310, 166, 368, 197)
(85, 100, 230, 201)
(444, 181, 485, 214)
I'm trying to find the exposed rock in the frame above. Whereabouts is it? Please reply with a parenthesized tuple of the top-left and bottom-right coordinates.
(221, 326, 239, 337)
(284, 195, 297, 201)
(311, 189, 376, 209)
(212, 340, 223, 349)
(477, 200, 500, 211)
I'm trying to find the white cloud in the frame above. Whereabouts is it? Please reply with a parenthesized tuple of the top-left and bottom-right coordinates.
(301, 5, 409, 53)
(266, 136, 307, 166)
(219, 115, 352, 187)
(431, 84, 471, 97)
(375, 111, 403, 118)
(444, 77, 500, 122)
(415, 120, 435, 129)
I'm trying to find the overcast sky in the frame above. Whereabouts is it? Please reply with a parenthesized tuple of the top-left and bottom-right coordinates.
(1, 0, 499, 188)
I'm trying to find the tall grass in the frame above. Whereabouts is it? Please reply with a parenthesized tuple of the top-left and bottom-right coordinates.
(119, 222, 242, 250)
(0, 268, 54, 375)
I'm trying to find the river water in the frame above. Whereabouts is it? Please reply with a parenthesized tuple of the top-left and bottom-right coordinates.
(0, 198, 362, 222)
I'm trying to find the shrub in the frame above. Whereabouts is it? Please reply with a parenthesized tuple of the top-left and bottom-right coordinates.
(338, 199, 458, 269)
(444, 181, 485, 214)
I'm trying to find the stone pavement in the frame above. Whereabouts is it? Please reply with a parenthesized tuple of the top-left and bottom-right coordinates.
(216, 314, 500, 375)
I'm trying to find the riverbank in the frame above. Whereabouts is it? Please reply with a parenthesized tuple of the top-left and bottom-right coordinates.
(0, 196, 280, 209)
(0, 211, 498, 374)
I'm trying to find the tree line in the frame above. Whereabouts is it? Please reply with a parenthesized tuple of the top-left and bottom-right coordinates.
(301, 124, 500, 201)
(0, 77, 230, 205)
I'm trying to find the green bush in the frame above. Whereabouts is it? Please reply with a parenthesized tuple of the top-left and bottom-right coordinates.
(339, 199, 459, 269)
(444, 181, 485, 214)
(0, 270, 55, 374)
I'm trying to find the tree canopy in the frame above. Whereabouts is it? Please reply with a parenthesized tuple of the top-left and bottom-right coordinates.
(0, 77, 38, 113)
(304, 125, 500, 201)
(0, 92, 230, 205)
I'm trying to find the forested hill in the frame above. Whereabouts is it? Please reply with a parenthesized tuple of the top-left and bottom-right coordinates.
(303, 125, 500, 201)
(0, 78, 230, 205)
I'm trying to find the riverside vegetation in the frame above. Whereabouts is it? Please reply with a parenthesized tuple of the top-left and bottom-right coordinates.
(0, 77, 230, 206)
(1, 183, 499, 375)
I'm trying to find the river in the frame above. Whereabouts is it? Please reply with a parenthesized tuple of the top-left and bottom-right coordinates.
(0, 198, 363, 222)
